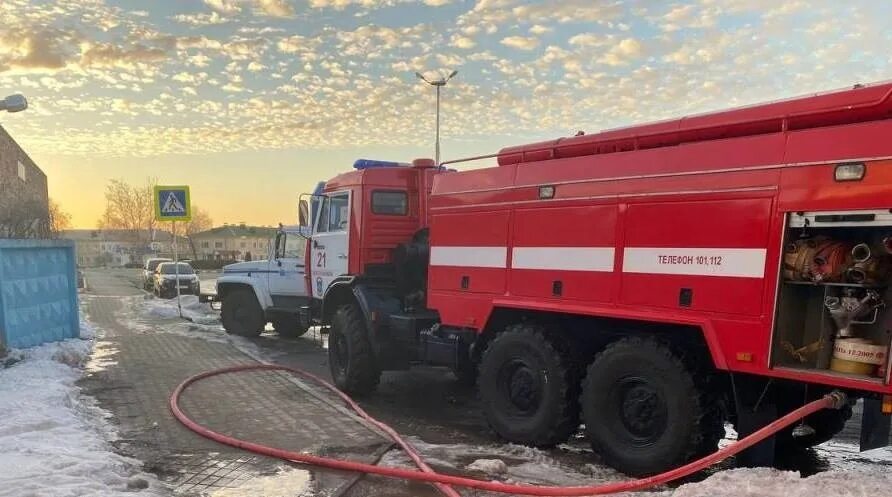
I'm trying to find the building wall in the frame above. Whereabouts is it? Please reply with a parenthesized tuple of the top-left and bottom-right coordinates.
(0, 126, 49, 237)
(194, 235, 269, 260)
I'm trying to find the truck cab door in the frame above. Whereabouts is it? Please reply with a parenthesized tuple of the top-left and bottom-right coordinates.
(310, 191, 350, 299)
(268, 231, 307, 303)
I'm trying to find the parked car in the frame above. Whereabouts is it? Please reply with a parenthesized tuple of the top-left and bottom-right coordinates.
(143, 258, 172, 290)
(153, 262, 200, 298)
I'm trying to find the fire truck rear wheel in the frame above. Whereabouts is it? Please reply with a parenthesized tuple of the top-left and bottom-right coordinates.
(329, 303, 380, 395)
(221, 289, 264, 336)
(580, 337, 720, 476)
(478, 323, 580, 447)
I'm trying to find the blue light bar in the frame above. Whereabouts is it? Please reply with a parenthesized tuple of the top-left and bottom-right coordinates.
(353, 159, 408, 170)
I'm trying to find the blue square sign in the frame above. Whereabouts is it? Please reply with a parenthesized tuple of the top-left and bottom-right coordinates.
(154, 185, 191, 221)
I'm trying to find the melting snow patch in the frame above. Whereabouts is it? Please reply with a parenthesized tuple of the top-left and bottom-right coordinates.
(141, 294, 219, 324)
(466, 458, 508, 475)
(207, 467, 312, 496)
(0, 335, 164, 496)
(671, 467, 892, 497)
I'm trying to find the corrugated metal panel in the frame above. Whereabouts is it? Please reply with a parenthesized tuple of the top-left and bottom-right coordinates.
(0, 239, 79, 348)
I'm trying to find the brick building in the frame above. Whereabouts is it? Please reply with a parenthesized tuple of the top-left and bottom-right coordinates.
(0, 125, 49, 237)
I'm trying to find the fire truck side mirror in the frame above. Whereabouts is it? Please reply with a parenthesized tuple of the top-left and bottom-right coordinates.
(298, 199, 309, 228)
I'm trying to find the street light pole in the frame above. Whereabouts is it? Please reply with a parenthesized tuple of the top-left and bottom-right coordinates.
(0, 94, 28, 113)
(415, 71, 457, 166)
(435, 84, 441, 166)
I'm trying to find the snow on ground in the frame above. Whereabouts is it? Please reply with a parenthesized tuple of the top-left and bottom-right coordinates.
(0, 316, 165, 497)
(142, 294, 220, 325)
(132, 294, 305, 363)
(380, 436, 892, 497)
(207, 467, 312, 497)
(671, 467, 892, 497)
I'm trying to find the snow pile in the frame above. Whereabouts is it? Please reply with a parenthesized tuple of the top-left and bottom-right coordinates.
(672, 467, 892, 497)
(383, 436, 892, 497)
(466, 458, 508, 475)
(141, 294, 219, 324)
(0, 338, 163, 496)
(207, 467, 311, 496)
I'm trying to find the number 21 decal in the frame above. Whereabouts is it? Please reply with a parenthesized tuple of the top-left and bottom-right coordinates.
(316, 250, 326, 268)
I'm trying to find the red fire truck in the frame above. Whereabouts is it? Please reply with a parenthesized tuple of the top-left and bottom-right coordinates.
(296, 82, 892, 476)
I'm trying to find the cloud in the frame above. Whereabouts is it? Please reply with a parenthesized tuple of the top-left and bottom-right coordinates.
(204, 0, 242, 14)
(501, 35, 539, 50)
(598, 38, 643, 66)
(568, 33, 600, 46)
(529, 24, 552, 35)
(450, 35, 476, 49)
(80, 42, 168, 70)
(172, 11, 230, 26)
(255, 0, 294, 17)
(0, 30, 73, 74)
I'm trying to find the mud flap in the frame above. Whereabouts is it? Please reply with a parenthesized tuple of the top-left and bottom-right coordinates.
(735, 403, 778, 467)
(860, 398, 891, 451)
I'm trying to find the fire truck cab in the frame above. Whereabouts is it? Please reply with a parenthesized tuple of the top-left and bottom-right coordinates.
(301, 83, 892, 476)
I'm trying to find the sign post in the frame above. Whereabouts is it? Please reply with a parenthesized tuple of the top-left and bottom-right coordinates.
(153, 186, 191, 319)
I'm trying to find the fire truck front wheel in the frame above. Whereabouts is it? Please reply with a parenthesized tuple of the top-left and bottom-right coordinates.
(580, 337, 720, 476)
(478, 324, 580, 447)
(329, 303, 380, 395)
(221, 289, 264, 336)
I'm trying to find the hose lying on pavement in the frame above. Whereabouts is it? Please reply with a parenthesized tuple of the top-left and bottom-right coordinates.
(170, 363, 846, 496)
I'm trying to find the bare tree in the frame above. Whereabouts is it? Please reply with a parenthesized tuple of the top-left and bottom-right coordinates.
(48, 199, 71, 238)
(97, 177, 157, 243)
(181, 205, 213, 259)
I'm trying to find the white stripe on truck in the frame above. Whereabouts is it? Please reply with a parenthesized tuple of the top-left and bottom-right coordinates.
(622, 247, 767, 278)
(512, 247, 615, 272)
(430, 245, 767, 278)
(429, 246, 508, 268)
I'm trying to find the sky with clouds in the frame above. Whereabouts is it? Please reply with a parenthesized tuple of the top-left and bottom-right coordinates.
(1, 0, 891, 228)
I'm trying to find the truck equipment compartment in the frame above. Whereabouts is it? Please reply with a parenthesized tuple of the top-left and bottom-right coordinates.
(772, 209, 892, 383)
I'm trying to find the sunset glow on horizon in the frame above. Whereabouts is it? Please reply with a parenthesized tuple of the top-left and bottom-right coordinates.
(1, 0, 890, 228)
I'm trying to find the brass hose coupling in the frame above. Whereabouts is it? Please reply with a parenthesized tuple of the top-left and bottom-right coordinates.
(825, 390, 849, 410)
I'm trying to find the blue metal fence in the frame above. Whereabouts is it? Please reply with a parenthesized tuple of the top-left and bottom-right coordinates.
(0, 239, 79, 348)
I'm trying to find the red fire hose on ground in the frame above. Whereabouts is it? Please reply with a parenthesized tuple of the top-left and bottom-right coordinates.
(170, 364, 847, 496)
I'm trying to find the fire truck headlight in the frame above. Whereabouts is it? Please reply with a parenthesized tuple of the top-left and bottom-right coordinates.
(835, 162, 865, 182)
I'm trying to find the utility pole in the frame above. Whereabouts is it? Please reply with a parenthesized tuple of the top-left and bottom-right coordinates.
(415, 71, 458, 166)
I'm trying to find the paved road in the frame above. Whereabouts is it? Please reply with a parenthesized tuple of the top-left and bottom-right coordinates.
(79, 269, 391, 496)
(81, 268, 892, 496)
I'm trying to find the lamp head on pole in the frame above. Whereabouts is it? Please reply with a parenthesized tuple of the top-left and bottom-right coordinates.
(415, 70, 458, 87)
(0, 94, 27, 113)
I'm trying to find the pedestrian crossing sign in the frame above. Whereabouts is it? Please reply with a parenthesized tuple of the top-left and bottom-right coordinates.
(154, 185, 191, 222)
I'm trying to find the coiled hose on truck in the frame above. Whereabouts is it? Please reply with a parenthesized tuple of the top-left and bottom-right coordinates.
(170, 363, 847, 496)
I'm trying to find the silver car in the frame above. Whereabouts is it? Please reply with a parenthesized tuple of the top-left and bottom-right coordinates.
(153, 262, 200, 299)
(143, 258, 171, 290)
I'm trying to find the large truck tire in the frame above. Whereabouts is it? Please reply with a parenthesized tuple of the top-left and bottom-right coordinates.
(478, 323, 580, 447)
(221, 289, 265, 337)
(580, 337, 721, 476)
(272, 316, 309, 338)
(329, 303, 380, 395)
(775, 399, 853, 451)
